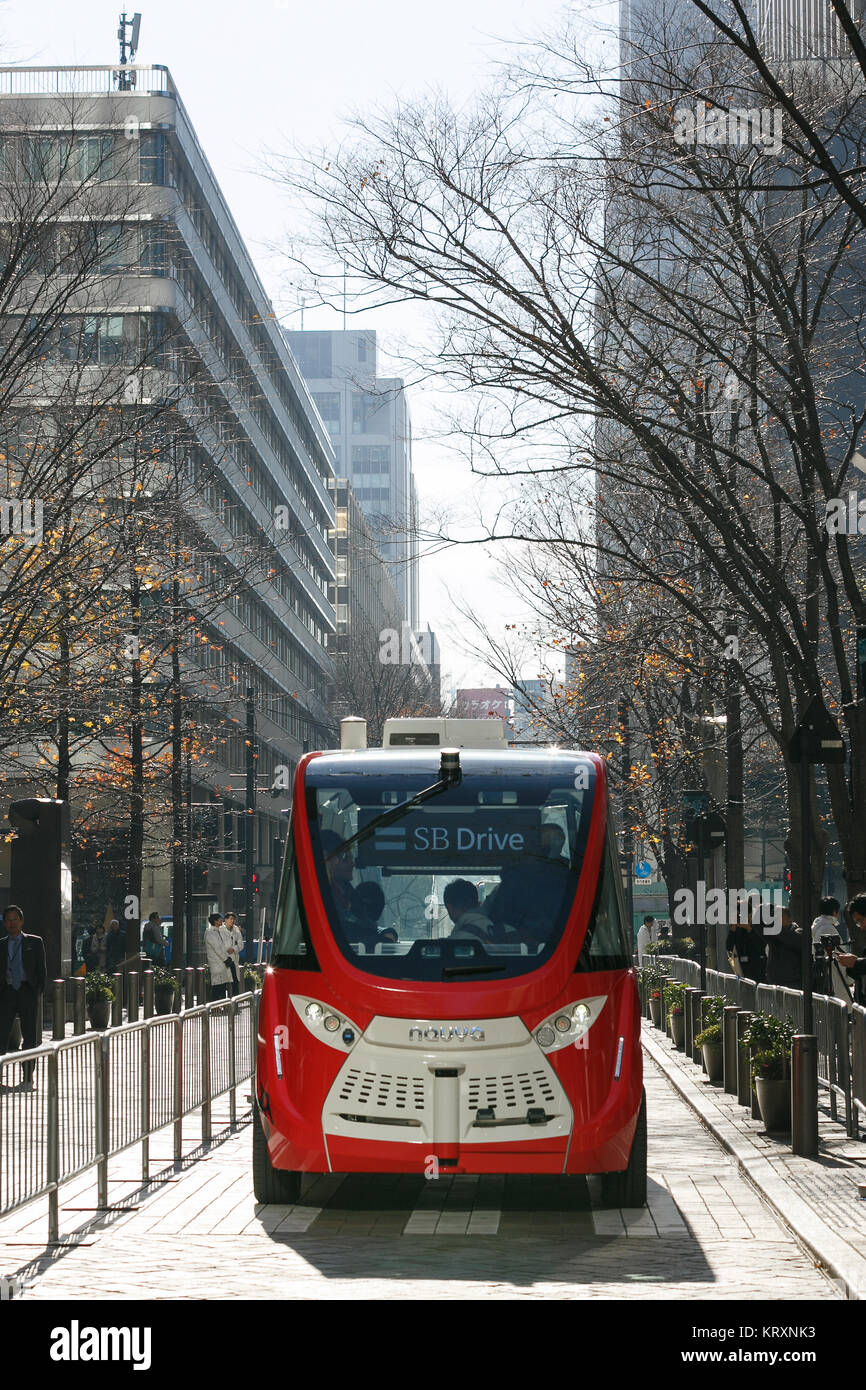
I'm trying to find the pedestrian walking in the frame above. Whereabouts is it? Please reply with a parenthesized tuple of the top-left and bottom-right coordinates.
(105, 918, 126, 973)
(837, 896, 866, 1004)
(763, 906, 803, 988)
(223, 911, 243, 995)
(85, 921, 108, 974)
(141, 911, 166, 967)
(0, 904, 46, 1088)
(726, 902, 766, 983)
(204, 912, 236, 1001)
(636, 915, 656, 966)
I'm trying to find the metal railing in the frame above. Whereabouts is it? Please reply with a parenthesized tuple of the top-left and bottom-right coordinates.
(0, 991, 257, 1242)
(647, 955, 858, 1137)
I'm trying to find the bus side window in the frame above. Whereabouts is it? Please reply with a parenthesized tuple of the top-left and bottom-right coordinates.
(271, 840, 320, 971)
(576, 841, 630, 971)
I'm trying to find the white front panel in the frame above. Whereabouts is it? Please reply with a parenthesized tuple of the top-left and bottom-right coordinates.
(323, 1016, 573, 1146)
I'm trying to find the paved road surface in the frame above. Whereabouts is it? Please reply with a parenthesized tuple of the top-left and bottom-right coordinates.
(0, 1054, 839, 1300)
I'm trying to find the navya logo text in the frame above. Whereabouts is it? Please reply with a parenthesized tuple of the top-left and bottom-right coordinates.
(409, 1025, 486, 1041)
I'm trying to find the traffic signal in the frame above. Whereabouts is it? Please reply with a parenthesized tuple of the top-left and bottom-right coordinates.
(252, 871, 259, 895)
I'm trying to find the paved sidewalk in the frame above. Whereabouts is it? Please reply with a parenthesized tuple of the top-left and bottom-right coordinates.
(643, 1025, 866, 1299)
(0, 1058, 838, 1300)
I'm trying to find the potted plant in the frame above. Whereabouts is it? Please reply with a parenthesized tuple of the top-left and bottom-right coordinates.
(695, 1023, 723, 1083)
(742, 1013, 794, 1132)
(664, 980, 688, 1049)
(242, 965, 259, 993)
(85, 970, 115, 1031)
(637, 965, 665, 1025)
(151, 965, 180, 1015)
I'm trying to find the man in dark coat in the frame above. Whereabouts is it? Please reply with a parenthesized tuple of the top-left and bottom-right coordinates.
(0, 904, 46, 1085)
(763, 907, 804, 988)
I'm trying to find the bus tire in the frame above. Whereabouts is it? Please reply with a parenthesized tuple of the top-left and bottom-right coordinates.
(600, 1090, 647, 1208)
(253, 1105, 302, 1204)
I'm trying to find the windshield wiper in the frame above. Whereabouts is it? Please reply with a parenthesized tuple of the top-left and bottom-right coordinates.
(325, 752, 461, 862)
(442, 964, 506, 977)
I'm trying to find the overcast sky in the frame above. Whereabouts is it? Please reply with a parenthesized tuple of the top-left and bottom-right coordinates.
(0, 0, 585, 690)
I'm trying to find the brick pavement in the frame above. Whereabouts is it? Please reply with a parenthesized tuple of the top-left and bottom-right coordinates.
(0, 1057, 839, 1300)
(643, 1023, 866, 1299)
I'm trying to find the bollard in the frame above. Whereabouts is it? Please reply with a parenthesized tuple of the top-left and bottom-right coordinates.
(173, 968, 184, 1012)
(684, 989, 698, 1058)
(723, 1006, 739, 1093)
(690, 991, 703, 1066)
(143, 970, 154, 1019)
(111, 973, 123, 1027)
(52, 980, 65, 1041)
(127, 971, 139, 1023)
(184, 967, 195, 1011)
(72, 976, 86, 1035)
(792, 1034, 819, 1158)
(195, 966, 207, 1007)
(736, 1011, 752, 1107)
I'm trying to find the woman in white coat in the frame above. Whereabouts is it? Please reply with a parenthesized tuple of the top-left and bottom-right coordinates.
(204, 913, 236, 1001)
(223, 911, 244, 995)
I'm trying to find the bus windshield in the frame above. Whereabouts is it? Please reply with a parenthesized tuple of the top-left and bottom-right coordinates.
(300, 752, 597, 982)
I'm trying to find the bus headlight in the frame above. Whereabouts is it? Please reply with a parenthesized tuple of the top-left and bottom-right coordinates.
(533, 996, 608, 1053)
(292, 995, 361, 1052)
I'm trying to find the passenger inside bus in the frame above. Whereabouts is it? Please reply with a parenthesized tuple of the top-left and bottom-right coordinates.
(344, 881, 398, 953)
(483, 821, 570, 944)
(443, 879, 495, 941)
(321, 830, 356, 919)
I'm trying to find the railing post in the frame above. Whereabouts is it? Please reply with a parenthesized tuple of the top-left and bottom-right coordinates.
(173, 1014, 183, 1164)
(71, 977, 85, 1035)
(47, 1049, 59, 1244)
(141, 1023, 150, 1184)
(736, 1011, 752, 1107)
(201, 1006, 211, 1144)
(228, 999, 237, 1128)
(173, 968, 183, 1012)
(183, 967, 194, 1011)
(142, 970, 154, 1020)
(195, 966, 207, 1006)
(96, 1035, 108, 1210)
(111, 973, 123, 1027)
(127, 972, 139, 1024)
(723, 1006, 739, 1094)
(52, 980, 65, 1041)
(792, 1034, 819, 1158)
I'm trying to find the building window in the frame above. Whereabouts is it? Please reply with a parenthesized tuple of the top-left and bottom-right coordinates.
(357, 335, 368, 363)
(351, 444, 390, 472)
(312, 392, 341, 435)
(290, 332, 332, 378)
(140, 131, 166, 185)
(351, 391, 387, 434)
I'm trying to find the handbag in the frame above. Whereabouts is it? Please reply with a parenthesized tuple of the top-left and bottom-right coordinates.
(144, 938, 162, 961)
(727, 949, 744, 977)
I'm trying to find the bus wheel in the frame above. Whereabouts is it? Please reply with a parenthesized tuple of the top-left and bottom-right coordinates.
(253, 1106, 302, 1204)
(600, 1090, 647, 1208)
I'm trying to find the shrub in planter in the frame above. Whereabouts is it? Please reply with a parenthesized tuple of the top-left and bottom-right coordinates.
(242, 965, 259, 993)
(664, 980, 687, 1048)
(695, 1022, 724, 1083)
(85, 970, 115, 1030)
(741, 1013, 794, 1132)
(151, 965, 180, 1015)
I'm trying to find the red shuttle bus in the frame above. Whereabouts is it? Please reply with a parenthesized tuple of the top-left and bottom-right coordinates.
(254, 728, 645, 1205)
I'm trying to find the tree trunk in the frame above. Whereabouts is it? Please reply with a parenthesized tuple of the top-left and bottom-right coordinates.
(126, 580, 144, 959)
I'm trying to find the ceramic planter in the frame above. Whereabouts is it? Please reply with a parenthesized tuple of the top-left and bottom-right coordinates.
(649, 997, 662, 1027)
(87, 998, 111, 1031)
(154, 987, 176, 1016)
(670, 1011, 685, 1049)
(701, 1041, 723, 1085)
(755, 1076, 791, 1132)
